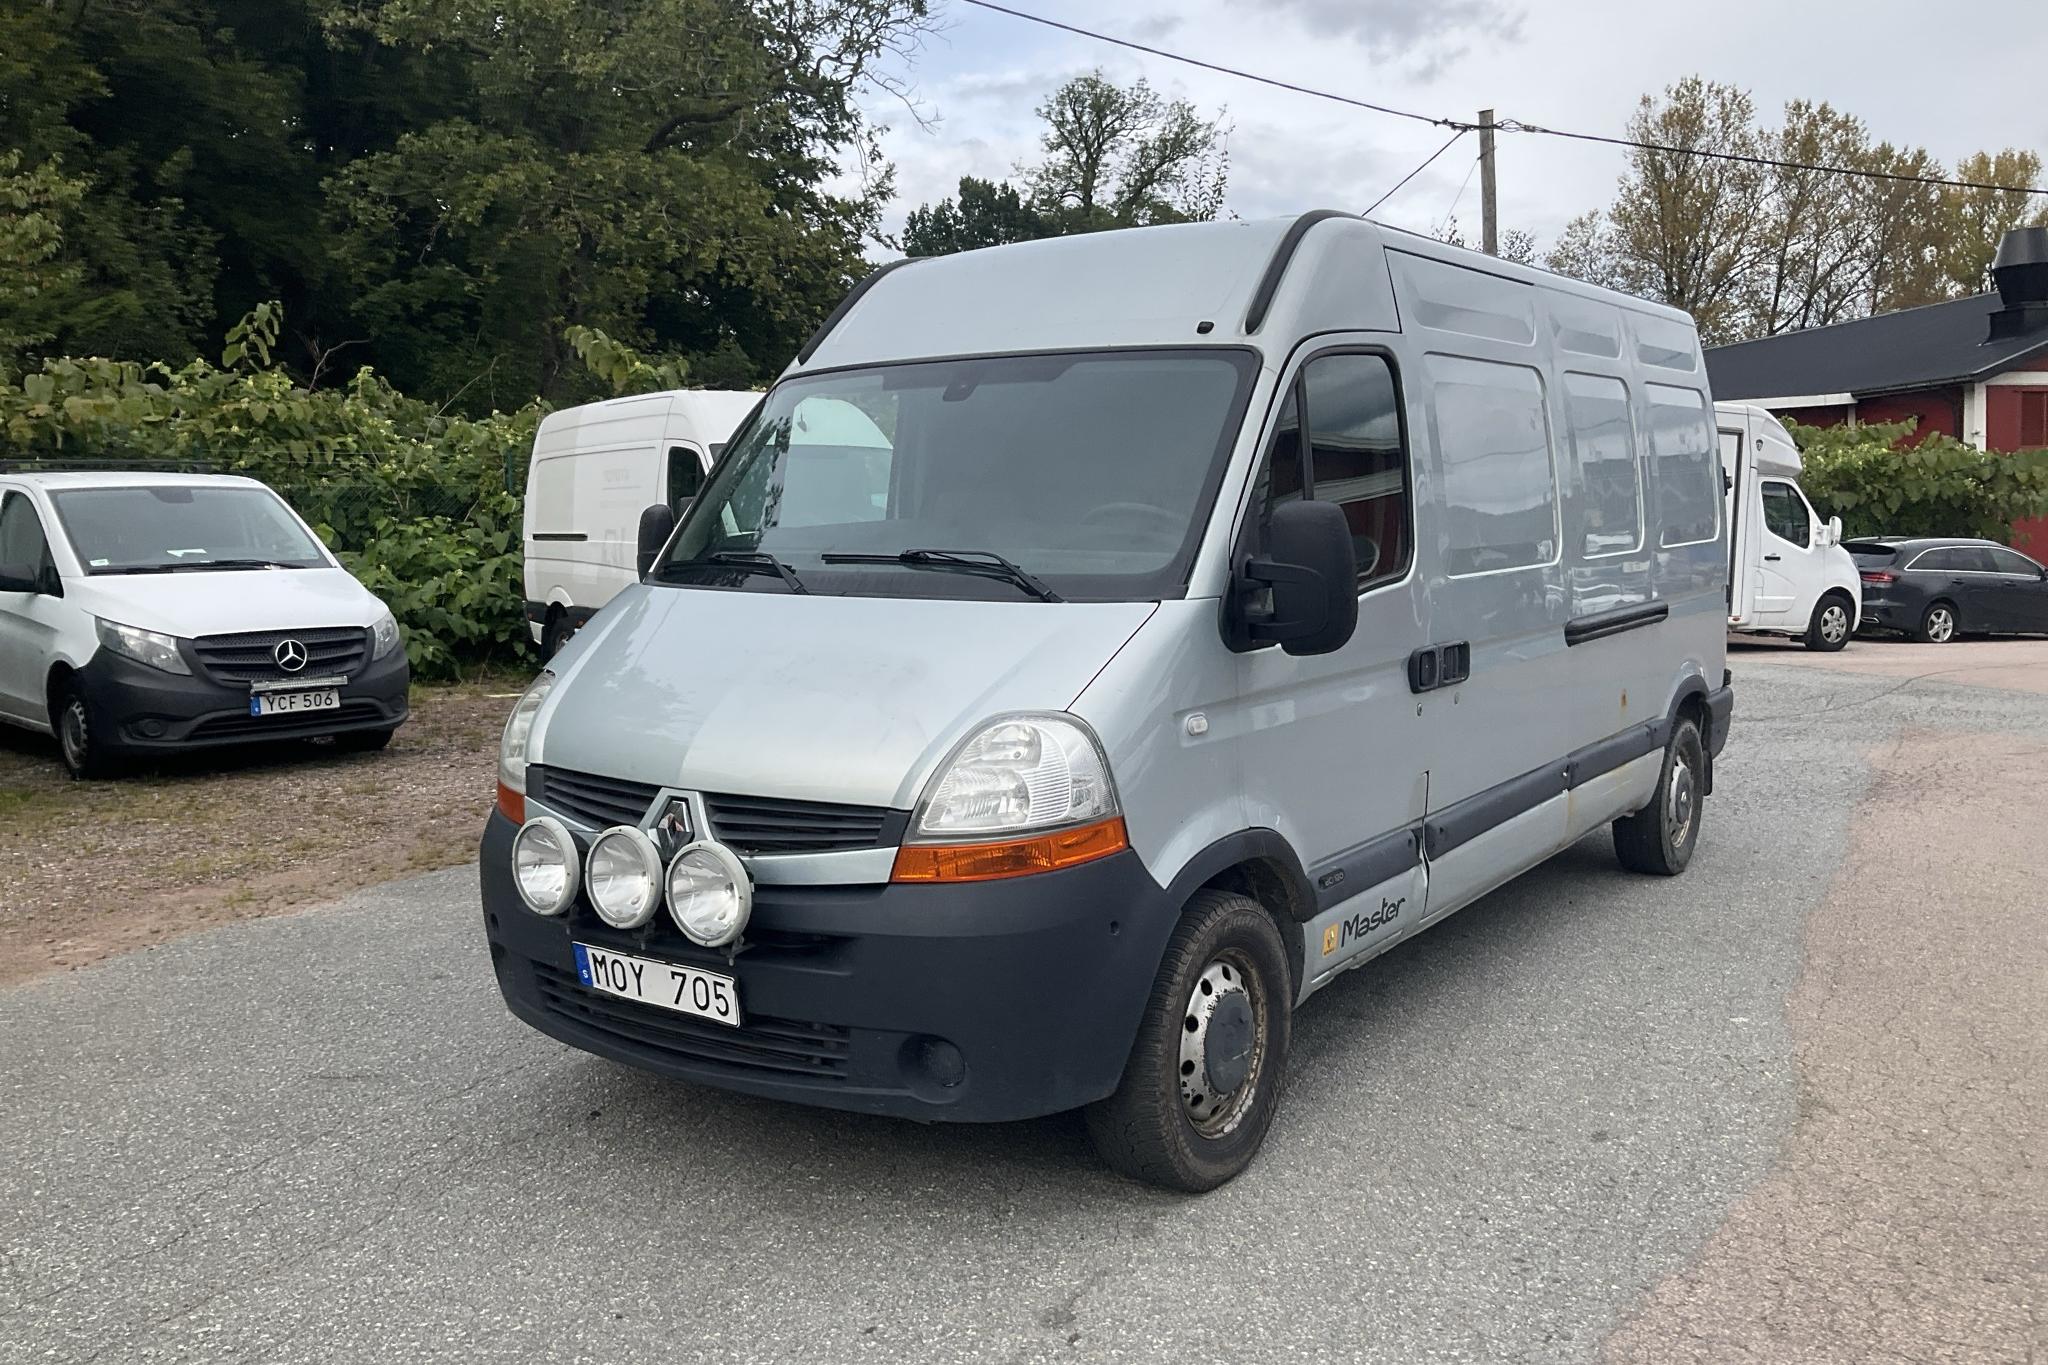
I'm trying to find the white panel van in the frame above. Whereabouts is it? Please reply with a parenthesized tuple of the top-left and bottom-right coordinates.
(479, 213, 1735, 1190)
(1717, 402, 1861, 649)
(522, 389, 759, 658)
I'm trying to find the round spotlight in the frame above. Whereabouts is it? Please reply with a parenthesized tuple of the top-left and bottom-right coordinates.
(585, 825, 663, 928)
(665, 840, 752, 947)
(510, 816, 579, 916)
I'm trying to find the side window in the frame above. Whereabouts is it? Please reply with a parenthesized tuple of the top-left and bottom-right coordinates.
(1912, 548, 1956, 573)
(0, 491, 54, 575)
(1428, 354, 1558, 576)
(1760, 480, 1811, 547)
(1647, 384, 1719, 547)
(1988, 546, 2043, 576)
(1565, 373, 1642, 556)
(666, 445, 705, 512)
(1950, 546, 1999, 573)
(1300, 353, 1411, 589)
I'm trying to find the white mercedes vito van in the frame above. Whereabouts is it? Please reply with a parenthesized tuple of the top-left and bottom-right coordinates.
(0, 471, 408, 777)
(480, 213, 1734, 1190)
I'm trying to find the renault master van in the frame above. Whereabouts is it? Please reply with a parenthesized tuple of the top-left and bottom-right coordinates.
(523, 389, 759, 658)
(1718, 402, 1860, 650)
(480, 212, 1735, 1190)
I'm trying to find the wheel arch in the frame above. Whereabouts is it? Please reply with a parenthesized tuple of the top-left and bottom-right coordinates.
(1159, 828, 1317, 997)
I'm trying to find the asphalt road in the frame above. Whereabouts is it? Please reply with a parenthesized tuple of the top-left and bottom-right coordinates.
(4, 650, 2043, 1363)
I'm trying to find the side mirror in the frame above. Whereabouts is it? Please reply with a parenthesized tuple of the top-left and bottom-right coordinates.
(1239, 500, 1358, 656)
(636, 504, 676, 579)
(1824, 515, 1843, 546)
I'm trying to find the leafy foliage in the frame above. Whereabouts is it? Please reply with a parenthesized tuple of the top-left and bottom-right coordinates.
(1788, 419, 2048, 542)
(1, 304, 540, 677)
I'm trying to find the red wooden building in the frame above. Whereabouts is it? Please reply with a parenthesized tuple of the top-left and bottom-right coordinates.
(1706, 226, 2048, 554)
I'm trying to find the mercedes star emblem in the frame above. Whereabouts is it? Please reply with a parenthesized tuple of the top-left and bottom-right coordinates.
(273, 638, 309, 673)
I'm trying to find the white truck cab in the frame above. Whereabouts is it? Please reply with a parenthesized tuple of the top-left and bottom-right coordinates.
(1717, 402, 1861, 650)
(522, 389, 759, 658)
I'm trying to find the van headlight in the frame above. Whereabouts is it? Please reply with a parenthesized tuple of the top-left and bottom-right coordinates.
(498, 670, 556, 795)
(585, 826, 663, 928)
(510, 816, 579, 916)
(910, 713, 1119, 839)
(95, 618, 191, 675)
(369, 608, 401, 661)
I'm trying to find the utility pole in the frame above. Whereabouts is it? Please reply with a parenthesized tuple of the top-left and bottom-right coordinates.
(1479, 108, 1498, 256)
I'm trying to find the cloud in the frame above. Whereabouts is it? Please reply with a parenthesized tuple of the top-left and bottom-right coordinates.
(1252, 0, 1524, 76)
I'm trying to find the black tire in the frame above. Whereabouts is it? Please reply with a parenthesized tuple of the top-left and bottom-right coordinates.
(332, 726, 397, 753)
(1084, 889, 1292, 1192)
(540, 611, 572, 662)
(1804, 592, 1854, 652)
(1614, 716, 1704, 876)
(54, 685, 120, 780)
(1916, 600, 1958, 644)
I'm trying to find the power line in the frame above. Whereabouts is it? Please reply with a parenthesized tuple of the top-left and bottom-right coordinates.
(953, 0, 1470, 131)
(956, 0, 2048, 199)
(1365, 130, 1466, 215)
(1434, 152, 1483, 238)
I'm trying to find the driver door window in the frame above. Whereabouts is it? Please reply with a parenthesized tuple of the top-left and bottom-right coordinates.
(1255, 353, 1412, 592)
(0, 491, 56, 584)
(1760, 480, 1810, 548)
(666, 445, 705, 515)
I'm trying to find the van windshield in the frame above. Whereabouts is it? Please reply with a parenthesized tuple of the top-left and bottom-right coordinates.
(654, 349, 1258, 602)
(51, 486, 328, 574)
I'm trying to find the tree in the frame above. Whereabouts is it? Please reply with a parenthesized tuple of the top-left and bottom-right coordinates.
(1935, 150, 2048, 296)
(1024, 71, 1229, 229)
(1430, 216, 1537, 265)
(902, 176, 1055, 256)
(1791, 418, 2048, 542)
(0, 153, 87, 382)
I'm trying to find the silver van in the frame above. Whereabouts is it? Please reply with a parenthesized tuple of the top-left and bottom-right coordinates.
(481, 212, 1734, 1190)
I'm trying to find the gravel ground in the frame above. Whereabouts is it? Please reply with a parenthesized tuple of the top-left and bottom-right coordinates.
(2, 650, 2043, 1362)
(0, 681, 512, 987)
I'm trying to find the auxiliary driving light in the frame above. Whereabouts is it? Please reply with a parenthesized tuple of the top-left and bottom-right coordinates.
(665, 840, 752, 947)
(510, 816, 579, 916)
(585, 825, 664, 928)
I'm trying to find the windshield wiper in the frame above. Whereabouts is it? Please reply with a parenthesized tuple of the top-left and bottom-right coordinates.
(663, 549, 809, 594)
(819, 548, 1062, 602)
(166, 558, 308, 571)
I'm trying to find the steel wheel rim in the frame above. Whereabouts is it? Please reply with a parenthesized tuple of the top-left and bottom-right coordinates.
(1820, 605, 1848, 643)
(1178, 949, 1267, 1139)
(1668, 754, 1697, 845)
(1928, 608, 1954, 643)
(59, 701, 88, 770)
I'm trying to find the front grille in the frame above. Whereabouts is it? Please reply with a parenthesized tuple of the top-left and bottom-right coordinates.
(704, 793, 897, 855)
(531, 962, 851, 1081)
(188, 698, 386, 739)
(527, 766, 661, 829)
(191, 626, 369, 685)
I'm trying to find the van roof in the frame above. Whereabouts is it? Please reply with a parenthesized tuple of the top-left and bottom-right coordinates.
(1714, 401, 1804, 477)
(533, 388, 760, 450)
(795, 212, 1698, 374)
(0, 470, 268, 492)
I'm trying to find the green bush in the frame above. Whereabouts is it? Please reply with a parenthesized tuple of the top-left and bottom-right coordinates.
(1786, 418, 2048, 543)
(0, 303, 541, 677)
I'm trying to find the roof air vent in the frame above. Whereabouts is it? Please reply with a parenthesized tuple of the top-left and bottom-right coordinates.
(1989, 226, 2048, 341)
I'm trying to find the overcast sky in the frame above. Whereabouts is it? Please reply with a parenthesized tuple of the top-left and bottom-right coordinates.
(850, 0, 2048, 253)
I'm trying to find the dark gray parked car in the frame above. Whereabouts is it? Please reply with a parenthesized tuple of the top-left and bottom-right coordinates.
(1849, 536, 2048, 642)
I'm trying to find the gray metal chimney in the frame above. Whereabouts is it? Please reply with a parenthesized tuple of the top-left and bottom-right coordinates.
(1989, 226, 2048, 341)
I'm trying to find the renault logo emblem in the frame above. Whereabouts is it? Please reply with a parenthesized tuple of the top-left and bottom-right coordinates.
(273, 638, 309, 673)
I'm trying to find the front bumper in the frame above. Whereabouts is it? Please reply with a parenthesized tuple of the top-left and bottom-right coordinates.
(76, 646, 410, 753)
(479, 809, 1178, 1123)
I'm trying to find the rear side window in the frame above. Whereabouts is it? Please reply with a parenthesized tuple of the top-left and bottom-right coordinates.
(1428, 354, 1559, 576)
(1911, 548, 1957, 572)
(1564, 373, 1641, 556)
(1760, 480, 1810, 547)
(1299, 353, 1410, 589)
(1647, 384, 1719, 547)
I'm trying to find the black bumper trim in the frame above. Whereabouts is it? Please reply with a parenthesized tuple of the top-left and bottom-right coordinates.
(76, 646, 409, 754)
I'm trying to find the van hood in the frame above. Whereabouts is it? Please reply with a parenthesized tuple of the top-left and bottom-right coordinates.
(536, 586, 1157, 809)
(66, 567, 385, 639)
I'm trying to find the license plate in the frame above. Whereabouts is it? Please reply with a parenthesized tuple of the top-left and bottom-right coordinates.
(250, 688, 340, 716)
(573, 943, 741, 1027)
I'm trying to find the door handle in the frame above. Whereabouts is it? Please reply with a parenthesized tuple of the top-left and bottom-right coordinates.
(1763, 554, 1781, 562)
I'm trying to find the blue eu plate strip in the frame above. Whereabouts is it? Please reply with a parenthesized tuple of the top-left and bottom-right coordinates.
(572, 943, 593, 987)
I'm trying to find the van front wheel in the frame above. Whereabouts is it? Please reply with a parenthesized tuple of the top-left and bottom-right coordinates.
(1084, 889, 1291, 1192)
(1613, 716, 1704, 876)
(1805, 593, 1854, 651)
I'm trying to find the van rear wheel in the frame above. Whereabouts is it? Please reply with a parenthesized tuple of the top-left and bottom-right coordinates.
(1084, 889, 1291, 1192)
(1613, 717, 1703, 876)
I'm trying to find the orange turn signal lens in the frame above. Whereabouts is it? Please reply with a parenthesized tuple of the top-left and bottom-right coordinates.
(890, 817, 1129, 883)
(496, 781, 525, 824)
